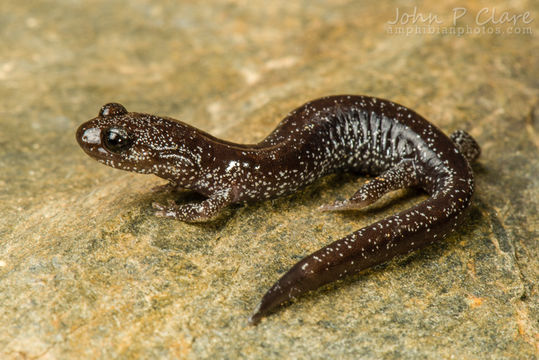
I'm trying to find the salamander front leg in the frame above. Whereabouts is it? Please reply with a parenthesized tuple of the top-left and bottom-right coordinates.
(320, 159, 420, 211)
(152, 189, 233, 222)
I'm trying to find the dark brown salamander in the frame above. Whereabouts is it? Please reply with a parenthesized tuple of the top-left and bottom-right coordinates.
(76, 95, 480, 324)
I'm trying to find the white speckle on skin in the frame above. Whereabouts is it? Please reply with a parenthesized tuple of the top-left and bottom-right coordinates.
(81, 128, 101, 144)
(226, 160, 239, 172)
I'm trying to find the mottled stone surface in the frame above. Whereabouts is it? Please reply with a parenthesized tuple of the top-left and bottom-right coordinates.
(0, 0, 537, 358)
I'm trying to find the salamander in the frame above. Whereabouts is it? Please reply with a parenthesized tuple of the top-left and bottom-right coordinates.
(76, 95, 480, 324)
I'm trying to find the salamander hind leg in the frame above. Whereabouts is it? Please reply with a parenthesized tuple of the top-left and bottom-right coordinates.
(319, 159, 420, 211)
(152, 189, 233, 222)
(450, 130, 480, 163)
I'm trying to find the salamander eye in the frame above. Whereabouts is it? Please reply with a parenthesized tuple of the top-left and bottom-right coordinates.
(99, 103, 128, 117)
(102, 127, 133, 153)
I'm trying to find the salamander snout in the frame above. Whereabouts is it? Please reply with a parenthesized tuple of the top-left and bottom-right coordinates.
(76, 123, 97, 146)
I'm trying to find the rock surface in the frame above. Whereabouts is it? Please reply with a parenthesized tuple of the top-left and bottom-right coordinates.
(0, 1, 537, 358)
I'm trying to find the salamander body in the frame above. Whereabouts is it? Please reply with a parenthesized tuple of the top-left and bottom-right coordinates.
(76, 95, 480, 324)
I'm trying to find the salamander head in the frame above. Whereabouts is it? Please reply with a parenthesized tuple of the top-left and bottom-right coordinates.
(76, 103, 199, 178)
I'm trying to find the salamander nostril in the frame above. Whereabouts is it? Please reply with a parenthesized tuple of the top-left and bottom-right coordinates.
(99, 103, 128, 117)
